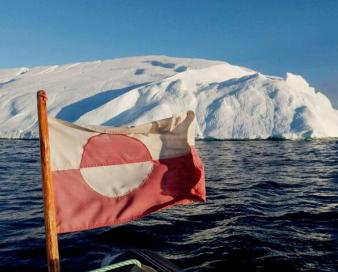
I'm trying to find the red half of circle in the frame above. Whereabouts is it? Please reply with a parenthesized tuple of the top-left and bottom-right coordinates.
(80, 134, 152, 168)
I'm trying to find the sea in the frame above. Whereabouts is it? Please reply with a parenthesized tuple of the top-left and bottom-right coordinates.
(0, 140, 337, 271)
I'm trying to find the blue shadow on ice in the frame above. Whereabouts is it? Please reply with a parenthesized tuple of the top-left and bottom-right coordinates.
(56, 83, 149, 122)
(103, 103, 157, 126)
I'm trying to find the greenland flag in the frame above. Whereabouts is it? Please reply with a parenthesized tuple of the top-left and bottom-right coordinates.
(48, 111, 205, 233)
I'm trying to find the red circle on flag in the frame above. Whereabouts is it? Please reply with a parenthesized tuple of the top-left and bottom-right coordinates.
(78, 134, 154, 198)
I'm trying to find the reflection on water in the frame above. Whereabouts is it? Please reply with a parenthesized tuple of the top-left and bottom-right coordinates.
(0, 140, 337, 271)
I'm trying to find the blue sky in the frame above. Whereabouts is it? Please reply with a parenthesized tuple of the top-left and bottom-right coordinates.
(1, 0, 337, 106)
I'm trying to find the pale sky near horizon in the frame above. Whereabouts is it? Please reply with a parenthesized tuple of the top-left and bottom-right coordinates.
(1, 0, 337, 107)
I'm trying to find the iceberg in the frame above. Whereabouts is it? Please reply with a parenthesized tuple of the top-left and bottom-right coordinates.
(1, 56, 337, 139)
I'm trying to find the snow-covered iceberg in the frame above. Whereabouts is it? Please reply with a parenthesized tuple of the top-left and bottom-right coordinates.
(1, 56, 337, 139)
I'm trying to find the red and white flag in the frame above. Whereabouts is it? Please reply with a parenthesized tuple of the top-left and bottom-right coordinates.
(48, 111, 205, 233)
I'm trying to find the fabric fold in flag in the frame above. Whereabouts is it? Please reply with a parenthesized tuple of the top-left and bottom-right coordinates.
(48, 111, 206, 233)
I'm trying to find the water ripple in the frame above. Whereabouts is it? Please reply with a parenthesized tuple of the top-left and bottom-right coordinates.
(0, 140, 337, 271)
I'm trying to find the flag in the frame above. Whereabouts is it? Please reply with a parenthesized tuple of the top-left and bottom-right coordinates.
(48, 111, 205, 233)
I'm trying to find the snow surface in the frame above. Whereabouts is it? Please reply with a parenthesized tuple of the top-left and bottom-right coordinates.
(1, 55, 337, 139)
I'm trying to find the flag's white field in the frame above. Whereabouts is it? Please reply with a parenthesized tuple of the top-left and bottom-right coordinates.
(49, 111, 205, 233)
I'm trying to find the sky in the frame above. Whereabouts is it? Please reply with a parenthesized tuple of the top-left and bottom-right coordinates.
(0, 0, 337, 106)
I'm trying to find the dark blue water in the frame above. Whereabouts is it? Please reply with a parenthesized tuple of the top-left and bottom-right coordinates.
(0, 140, 337, 271)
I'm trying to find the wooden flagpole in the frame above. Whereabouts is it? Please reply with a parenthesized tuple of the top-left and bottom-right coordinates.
(37, 90, 61, 272)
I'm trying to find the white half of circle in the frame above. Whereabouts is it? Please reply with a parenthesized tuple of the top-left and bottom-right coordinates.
(80, 161, 154, 198)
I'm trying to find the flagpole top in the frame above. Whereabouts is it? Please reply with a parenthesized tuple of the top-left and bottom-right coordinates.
(37, 90, 48, 101)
